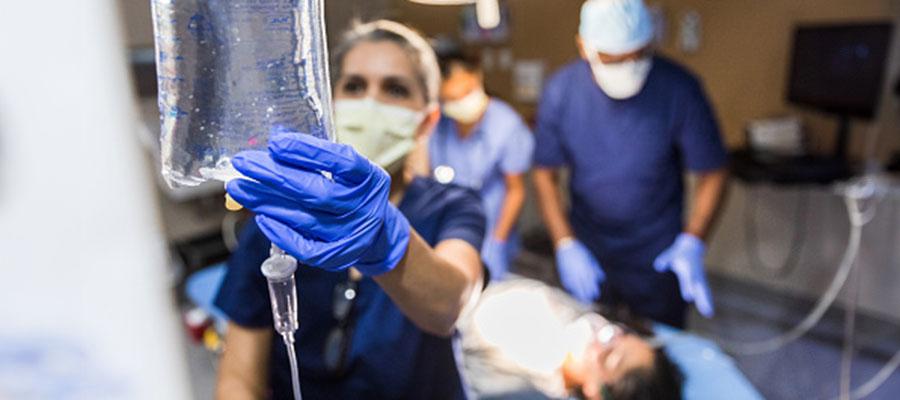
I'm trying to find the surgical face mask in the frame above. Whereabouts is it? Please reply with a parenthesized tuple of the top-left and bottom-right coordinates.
(585, 50, 652, 100)
(334, 98, 425, 172)
(442, 87, 489, 124)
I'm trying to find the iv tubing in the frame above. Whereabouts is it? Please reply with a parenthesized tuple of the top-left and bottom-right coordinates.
(718, 186, 871, 355)
(838, 246, 861, 400)
(846, 350, 900, 399)
(831, 186, 900, 400)
(722, 91, 900, 397)
(827, 202, 900, 397)
(283, 333, 303, 400)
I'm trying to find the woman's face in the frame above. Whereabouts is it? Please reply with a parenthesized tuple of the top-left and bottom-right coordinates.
(334, 40, 428, 111)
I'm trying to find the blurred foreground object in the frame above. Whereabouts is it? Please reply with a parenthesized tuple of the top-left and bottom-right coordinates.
(0, 1, 190, 398)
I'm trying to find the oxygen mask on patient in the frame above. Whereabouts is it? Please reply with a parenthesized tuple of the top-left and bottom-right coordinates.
(563, 315, 625, 357)
(574, 316, 658, 392)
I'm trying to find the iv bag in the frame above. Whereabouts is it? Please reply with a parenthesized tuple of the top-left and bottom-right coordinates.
(152, 0, 334, 187)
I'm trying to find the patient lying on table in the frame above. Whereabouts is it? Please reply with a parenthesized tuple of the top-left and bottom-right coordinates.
(459, 277, 683, 400)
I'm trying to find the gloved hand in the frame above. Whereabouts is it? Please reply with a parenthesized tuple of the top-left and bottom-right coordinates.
(653, 233, 715, 318)
(555, 239, 605, 304)
(226, 132, 411, 276)
(482, 237, 509, 281)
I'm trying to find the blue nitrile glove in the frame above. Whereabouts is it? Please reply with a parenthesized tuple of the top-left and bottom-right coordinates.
(653, 233, 715, 318)
(555, 238, 605, 304)
(226, 132, 411, 276)
(482, 237, 509, 281)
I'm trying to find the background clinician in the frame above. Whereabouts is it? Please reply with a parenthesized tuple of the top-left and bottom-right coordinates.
(214, 21, 486, 399)
(430, 48, 535, 280)
(532, 0, 729, 328)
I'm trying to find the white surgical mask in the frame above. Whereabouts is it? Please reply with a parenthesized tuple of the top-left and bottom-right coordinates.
(334, 98, 425, 172)
(586, 49, 652, 100)
(442, 87, 489, 124)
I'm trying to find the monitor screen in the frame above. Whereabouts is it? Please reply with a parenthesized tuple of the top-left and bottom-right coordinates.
(787, 22, 894, 119)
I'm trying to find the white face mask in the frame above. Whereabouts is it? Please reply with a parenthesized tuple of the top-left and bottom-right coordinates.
(334, 98, 425, 173)
(585, 49, 653, 100)
(442, 87, 489, 124)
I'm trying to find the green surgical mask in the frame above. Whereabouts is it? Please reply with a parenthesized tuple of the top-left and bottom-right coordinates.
(334, 98, 425, 173)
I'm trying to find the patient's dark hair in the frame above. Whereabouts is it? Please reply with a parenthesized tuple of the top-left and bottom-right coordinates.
(606, 348, 684, 400)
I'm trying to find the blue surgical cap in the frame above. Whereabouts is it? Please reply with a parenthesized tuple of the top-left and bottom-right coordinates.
(579, 0, 654, 55)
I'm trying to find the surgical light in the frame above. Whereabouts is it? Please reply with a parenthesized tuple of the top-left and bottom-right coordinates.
(476, 0, 501, 29)
(407, 0, 502, 29)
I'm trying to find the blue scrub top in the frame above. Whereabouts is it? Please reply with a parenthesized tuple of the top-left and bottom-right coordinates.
(533, 57, 727, 272)
(429, 98, 534, 251)
(215, 178, 486, 400)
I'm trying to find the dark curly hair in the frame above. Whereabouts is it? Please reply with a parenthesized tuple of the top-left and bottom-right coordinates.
(604, 348, 684, 400)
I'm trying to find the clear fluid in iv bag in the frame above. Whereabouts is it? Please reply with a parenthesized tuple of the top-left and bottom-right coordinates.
(151, 0, 334, 187)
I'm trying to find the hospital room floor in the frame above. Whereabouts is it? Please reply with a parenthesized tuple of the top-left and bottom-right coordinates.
(182, 254, 900, 399)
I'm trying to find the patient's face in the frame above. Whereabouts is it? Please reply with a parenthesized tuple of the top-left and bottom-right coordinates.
(597, 334, 654, 382)
(579, 334, 655, 400)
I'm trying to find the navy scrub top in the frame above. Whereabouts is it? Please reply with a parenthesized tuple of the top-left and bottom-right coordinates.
(215, 177, 486, 400)
(533, 56, 728, 272)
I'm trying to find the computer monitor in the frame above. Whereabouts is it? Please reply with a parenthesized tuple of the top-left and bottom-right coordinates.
(787, 22, 894, 158)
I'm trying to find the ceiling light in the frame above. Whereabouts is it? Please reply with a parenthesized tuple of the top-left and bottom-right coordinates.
(475, 0, 501, 29)
(407, 0, 502, 30)
(407, 0, 474, 5)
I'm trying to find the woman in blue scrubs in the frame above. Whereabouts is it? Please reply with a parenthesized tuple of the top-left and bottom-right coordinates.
(532, 0, 729, 328)
(214, 21, 486, 399)
(429, 49, 535, 280)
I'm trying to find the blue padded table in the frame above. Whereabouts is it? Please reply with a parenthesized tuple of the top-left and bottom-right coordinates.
(655, 325, 763, 400)
(185, 264, 229, 332)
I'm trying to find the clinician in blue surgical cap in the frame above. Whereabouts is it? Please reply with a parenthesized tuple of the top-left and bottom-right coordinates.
(532, 0, 729, 328)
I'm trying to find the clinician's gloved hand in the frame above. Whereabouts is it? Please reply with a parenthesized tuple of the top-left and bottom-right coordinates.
(226, 132, 411, 276)
(482, 238, 509, 281)
(555, 239, 605, 304)
(653, 233, 715, 318)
